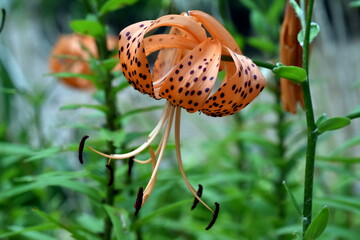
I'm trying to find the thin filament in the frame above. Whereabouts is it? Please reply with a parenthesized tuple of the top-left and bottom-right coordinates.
(174, 107, 214, 214)
(142, 106, 176, 204)
(86, 102, 171, 160)
(133, 129, 168, 164)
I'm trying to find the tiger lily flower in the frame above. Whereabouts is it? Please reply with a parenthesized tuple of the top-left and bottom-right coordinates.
(280, 1, 305, 113)
(83, 10, 265, 229)
(50, 34, 119, 89)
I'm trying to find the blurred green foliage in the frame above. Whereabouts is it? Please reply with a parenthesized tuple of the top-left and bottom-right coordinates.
(0, 0, 359, 240)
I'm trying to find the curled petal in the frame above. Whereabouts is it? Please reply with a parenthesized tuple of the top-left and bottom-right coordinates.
(201, 49, 266, 117)
(144, 34, 198, 56)
(152, 27, 195, 97)
(147, 14, 207, 43)
(158, 38, 221, 113)
(119, 20, 155, 97)
(119, 15, 207, 98)
(189, 10, 241, 55)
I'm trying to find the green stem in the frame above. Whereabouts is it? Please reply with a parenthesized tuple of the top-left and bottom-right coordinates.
(301, 0, 317, 237)
(346, 111, 360, 120)
(102, 72, 119, 240)
(252, 59, 276, 70)
(91, 6, 121, 240)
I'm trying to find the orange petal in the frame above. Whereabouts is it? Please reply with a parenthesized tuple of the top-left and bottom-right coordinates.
(280, 1, 304, 113)
(151, 27, 200, 98)
(119, 20, 155, 97)
(143, 34, 198, 56)
(189, 10, 241, 55)
(201, 49, 266, 117)
(147, 14, 207, 43)
(158, 38, 221, 113)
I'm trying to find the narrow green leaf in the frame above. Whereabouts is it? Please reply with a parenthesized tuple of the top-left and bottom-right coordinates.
(331, 136, 360, 155)
(120, 106, 164, 120)
(317, 117, 350, 134)
(247, 36, 276, 53)
(0, 182, 45, 200)
(33, 209, 88, 240)
(273, 65, 307, 83)
(110, 81, 130, 95)
(298, 22, 320, 46)
(100, 58, 119, 71)
(134, 199, 192, 227)
(60, 103, 108, 113)
(317, 155, 360, 164)
(18, 231, 58, 240)
(315, 113, 327, 126)
(349, 1, 360, 7)
(99, 0, 138, 16)
(56, 180, 102, 201)
(0, 223, 56, 238)
(103, 205, 129, 239)
(266, 0, 285, 23)
(317, 196, 360, 214)
(321, 225, 360, 240)
(0, 87, 17, 94)
(304, 206, 329, 240)
(25, 146, 62, 162)
(0, 142, 33, 156)
(238, 0, 260, 11)
(289, 0, 304, 21)
(283, 181, 302, 217)
(0, 178, 101, 201)
(50, 72, 96, 82)
(98, 128, 126, 147)
(70, 20, 104, 37)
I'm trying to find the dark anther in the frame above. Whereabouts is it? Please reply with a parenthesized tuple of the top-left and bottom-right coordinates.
(78, 135, 89, 164)
(105, 164, 114, 186)
(205, 202, 220, 230)
(0, 9, 5, 34)
(128, 156, 134, 176)
(191, 184, 203, 210)
(134, 187, 143, 216)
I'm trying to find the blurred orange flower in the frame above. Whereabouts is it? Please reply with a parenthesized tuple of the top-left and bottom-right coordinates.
(49, 34, 119, 89)
(280, 1, 305, 113)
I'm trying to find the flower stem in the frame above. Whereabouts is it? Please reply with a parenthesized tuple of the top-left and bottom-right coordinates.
(300, 0, 317, 237)
(347, 111, 360, 120)
(93, 12, 121, 240)
(252, 59, 276, 70)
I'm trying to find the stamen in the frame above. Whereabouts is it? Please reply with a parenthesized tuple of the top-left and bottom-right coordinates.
(105, 164, 114, 186)
(128, 156, 134, 176)
(86, 102, 171, 160)
(191, 184, 203, 210)
(133, 158, 152, 164)
(142, 106, 175, 203)
(148, 146, 157, 170)
(174, 107, 214, 214)
(134, 187, 144, 216)
(78, 135, 89, 164)
(205, 202, 220, 230)
(133, 134, 167, 164)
